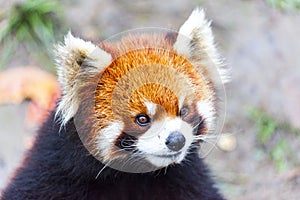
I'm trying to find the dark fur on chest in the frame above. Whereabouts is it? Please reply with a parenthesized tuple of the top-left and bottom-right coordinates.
(1, 111, 224, 200)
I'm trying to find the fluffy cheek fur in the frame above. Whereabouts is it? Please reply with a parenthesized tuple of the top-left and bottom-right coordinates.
(95, 121, 125, 162)
(197, 100, 216, 134)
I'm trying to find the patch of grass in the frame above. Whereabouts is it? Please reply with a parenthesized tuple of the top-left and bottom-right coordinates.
(0, 0, 64, 72)
(266, 0, 300, 11)
(249, 107, 277, 144)
(248, 107, 299, 172)
(269, 139, 289, 172)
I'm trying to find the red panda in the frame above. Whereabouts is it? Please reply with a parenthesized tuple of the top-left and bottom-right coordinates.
(1, 8, 229, 200)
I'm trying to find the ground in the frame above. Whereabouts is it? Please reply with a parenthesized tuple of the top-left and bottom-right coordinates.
(0, 0, 300, 199)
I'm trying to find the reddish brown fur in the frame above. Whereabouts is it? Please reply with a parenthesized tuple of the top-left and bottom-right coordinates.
(94, 34, 212, 125)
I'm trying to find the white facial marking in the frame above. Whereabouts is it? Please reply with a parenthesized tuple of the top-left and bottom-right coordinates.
(145, 102, 157, 116)
(197, 100, 216, 133)
(96, 121, 124, 161)
(136, 117, 193, 167)
(178, 96, 186, 110)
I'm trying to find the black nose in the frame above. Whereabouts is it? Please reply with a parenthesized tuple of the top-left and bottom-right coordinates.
(165, 131, 186, 151)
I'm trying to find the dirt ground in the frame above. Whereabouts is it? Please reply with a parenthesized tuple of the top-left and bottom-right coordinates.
(1, 0, 300, 199)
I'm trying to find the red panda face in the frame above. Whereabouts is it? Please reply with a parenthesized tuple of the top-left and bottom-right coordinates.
(55, 8, 229, 173)
(91, 47, 213, 170)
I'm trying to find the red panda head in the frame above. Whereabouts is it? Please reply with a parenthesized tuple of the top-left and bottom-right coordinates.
(55, 8, 229, 173)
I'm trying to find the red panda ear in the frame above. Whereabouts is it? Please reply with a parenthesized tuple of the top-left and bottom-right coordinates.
(55, 32, 112, 125)
(173, 8, 229, 84)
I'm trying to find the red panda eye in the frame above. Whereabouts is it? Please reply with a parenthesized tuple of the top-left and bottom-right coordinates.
(135, 114, 151, 126)
(179, 107, 189, 118)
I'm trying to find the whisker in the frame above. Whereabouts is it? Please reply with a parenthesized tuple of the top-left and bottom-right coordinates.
(121, 154, 149, 172)
(200, 140, 218, 150)
(193, 134, 218, 140)
(95, 160, 112, 179)
(164, 165, 169, 175)
(119, 151, 145, 169)
(191, 118, 205, 129)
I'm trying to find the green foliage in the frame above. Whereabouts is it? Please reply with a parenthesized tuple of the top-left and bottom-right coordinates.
(266, 0, 300, 11)
(248, 107, 299, 172)
(0, 0, 64, 71)
(249, 108, 277, 144)
(269, 139, 288, 172)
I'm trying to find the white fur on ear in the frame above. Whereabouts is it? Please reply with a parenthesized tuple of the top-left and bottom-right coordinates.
(55, 32, 112, 125)
(173, 8, 230, 84)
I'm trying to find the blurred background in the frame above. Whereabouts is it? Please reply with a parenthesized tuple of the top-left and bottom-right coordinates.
(0, 0, 300, 199)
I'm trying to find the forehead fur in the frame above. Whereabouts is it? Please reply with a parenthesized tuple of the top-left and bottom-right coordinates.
(129, 83, 179, 117)
(94, 34, 213, 127)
